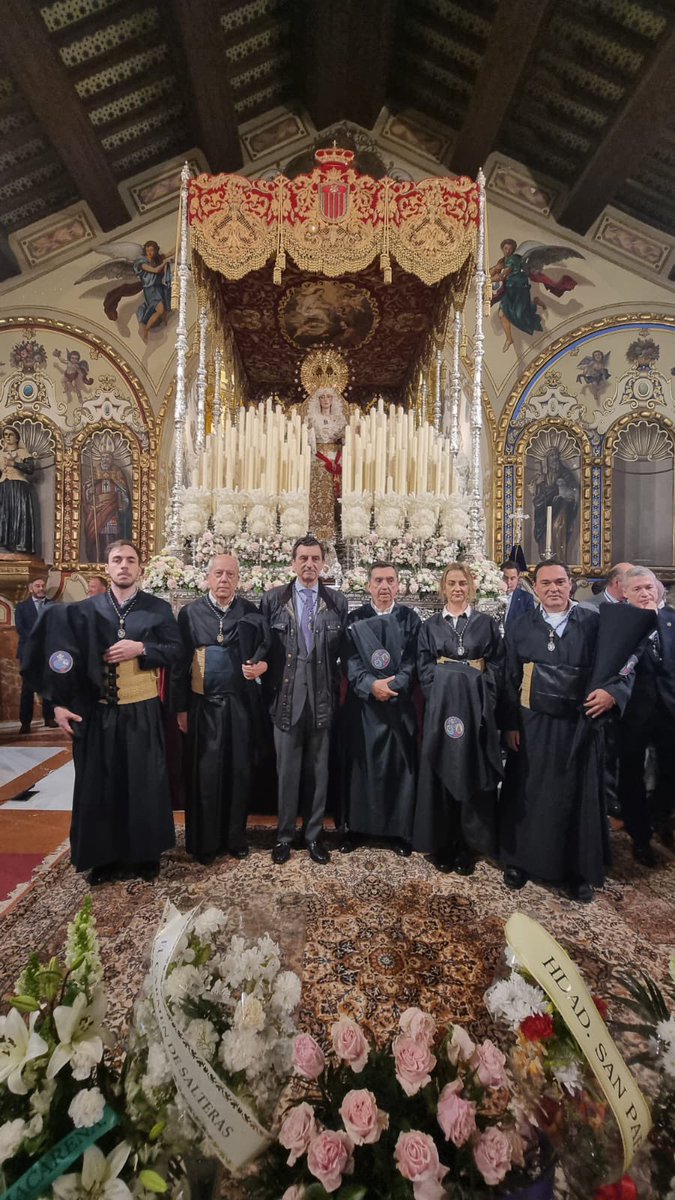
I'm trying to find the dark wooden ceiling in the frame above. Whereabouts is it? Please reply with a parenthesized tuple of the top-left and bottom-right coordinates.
(0, 0, 674, 281)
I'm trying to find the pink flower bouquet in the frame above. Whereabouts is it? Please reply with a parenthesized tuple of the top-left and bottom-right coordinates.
(249, 1008, 551, 1199)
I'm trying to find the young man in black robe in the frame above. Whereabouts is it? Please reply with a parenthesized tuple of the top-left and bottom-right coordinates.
(44, 540, 182, 885)
(340, 561, 421, 856)
(500, 557, 628, 903)
(171, 553, 269, 865)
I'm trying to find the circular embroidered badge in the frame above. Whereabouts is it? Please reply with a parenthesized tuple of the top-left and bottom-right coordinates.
(371, 648, 391, 670)
(444, 716, 465, 739)
(48, 650, 73, 674)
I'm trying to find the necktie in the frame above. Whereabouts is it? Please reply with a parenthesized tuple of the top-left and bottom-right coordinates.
(300, 588, 315, 653)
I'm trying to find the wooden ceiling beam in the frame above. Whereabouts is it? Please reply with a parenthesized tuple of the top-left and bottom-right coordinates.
(168, 0, 243, 173)
(557, 22, 675, 235)
(447, 0, 557, 177)
(292, 0, 396, 131)
(0, 0, 128, 231)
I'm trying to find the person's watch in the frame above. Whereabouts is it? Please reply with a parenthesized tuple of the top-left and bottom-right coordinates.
(139, 643, 146, 657)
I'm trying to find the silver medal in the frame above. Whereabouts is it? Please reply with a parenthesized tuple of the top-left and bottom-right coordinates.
(117, 627, 125, 640)
(547, 637, 555, 652)
(216, 632, 224, 644)
(456, 645, 465, 657)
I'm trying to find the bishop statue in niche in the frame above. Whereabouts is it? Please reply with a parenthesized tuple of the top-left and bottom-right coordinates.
(526, 433, 581, 564)
(80, 431, 132, 563)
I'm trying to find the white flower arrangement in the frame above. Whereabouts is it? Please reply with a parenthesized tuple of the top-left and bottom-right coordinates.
(373, 493, 407, 540)
(406, 493, 440, 542)
(124, 906, 300, 1149)
(468, 557, 506, 601)
(279, 491, 309, 539)
(247, 490, 278, 539)
(212, 488, 248, 538)
(142, 555, 205, 595)
(440, 495, 471, 542)
(340, 493, 372, 540)
(179, 487, 212, 539)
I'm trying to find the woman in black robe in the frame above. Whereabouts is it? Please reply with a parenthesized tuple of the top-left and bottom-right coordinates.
(413, 563, 504, 874)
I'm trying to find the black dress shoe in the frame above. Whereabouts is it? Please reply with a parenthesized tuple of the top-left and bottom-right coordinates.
(569, 879, 594, 904)
(392, 839, 412, 857)
(504, 866, 528, 890)
(197, 853, 216, 866)
(272, 842, 291, 865)
(633, 842, 656, 868)
(229, 845, 249, 860)
(338, 834, 358, 853)
(89, 863, 116, 886)
(137, 860, 160, 881)
(44, 719, 58, 729)
(453, 850, 475, 876)
(433, 856, 454, 874)
(307, 840, 330, 865)
(19, 723, 31, 734)
(657, 828, 674, 850)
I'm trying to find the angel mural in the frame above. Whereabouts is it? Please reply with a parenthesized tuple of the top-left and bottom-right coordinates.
(52, 348, 93, 402)
(576, 348, 611, 406)
(76, 239, 174, 343)
(490, 238, 584, 352)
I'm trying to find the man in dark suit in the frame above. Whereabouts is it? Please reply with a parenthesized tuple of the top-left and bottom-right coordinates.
(501, 560, 535, 628)
(260, 535, 348, 865)
(619, 566, 675, 864)
(15, 576, 57, 733)
(584, 562, 633, 608)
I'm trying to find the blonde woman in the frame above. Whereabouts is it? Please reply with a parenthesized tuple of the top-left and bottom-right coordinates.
(413, 563, 504, 874)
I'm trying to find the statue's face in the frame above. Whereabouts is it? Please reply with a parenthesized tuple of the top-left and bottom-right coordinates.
(100, 454, 112, 470)
(316, 389, 335, 413)
(3, 431, 18, 450)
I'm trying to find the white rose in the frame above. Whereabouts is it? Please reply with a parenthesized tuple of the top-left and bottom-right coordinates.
(184, 1019, 219, 1061)
(235, 995, 265, 1032)
(68, 1087, 106, 1129)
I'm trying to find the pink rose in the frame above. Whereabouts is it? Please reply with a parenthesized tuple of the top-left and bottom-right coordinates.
(292, 1034, 325, 1080)
(392, 1034, 436, 1097)
(399, 1006, 436, 1045)
(307, 1130, 354, 1194)
(278, 1103, 317, 1166)
(339, 1088, 388, 1145)
(331, 1017, 369, 1073)
(437, 1082, 477, 1147)
(471, 1039, 508, 1088)
(473, 1126, 513, 1186)
(395, 1131, 449, 1200)
(446, 1024, 475, 1065)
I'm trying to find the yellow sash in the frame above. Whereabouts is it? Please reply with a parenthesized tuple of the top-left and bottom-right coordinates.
(436, 656, 485, 672)
(506, 913, 652, 1171)
(101, 659, 159, 705)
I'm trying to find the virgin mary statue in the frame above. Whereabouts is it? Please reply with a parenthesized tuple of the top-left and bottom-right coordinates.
(300, 350, 349, 545)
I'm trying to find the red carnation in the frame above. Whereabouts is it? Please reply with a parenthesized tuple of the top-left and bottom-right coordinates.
(592, 995, 608, 1019)
(592, 1174, 637, 1200)
(520, 1014, 555, 1042)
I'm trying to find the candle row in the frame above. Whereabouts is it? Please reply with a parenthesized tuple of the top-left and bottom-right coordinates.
(191, 398, 312, 495)
(343, 398, 454, 497)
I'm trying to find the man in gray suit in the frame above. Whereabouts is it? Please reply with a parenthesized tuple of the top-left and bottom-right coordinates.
(585, 562, 632, 607)
(260, 536, 348, 865)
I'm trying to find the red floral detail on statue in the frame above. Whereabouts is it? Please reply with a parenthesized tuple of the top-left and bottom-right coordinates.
(592, 1174, 638, 1200)
(520, 1014, 555, 1042)
(316, 449, 342, 497)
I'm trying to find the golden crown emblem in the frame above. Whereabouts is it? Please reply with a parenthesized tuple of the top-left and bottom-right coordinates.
(300, 348, 349, 397)
(314, 145, 355, 169)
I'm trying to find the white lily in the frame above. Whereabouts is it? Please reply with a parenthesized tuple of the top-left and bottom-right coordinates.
(47, 990, 106, 1080)
(0, 1008, 49, 1094)
(53, 1142, 132, 1200)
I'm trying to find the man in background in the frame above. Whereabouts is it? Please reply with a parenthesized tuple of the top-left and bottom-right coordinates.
(585, 562, 632, 607)
(620, 566, 675, 863)
(15, 576, 57, 733)
(500, 559, 535, 629)
(87, 575, 108, 596)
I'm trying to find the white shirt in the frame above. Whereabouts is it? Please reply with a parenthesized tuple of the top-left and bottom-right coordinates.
(208, 591, 232, 614)
(541, 601, 576, 638)
(442, 605, 472, 625)
(603, 589, 619, 604)
(370, 600, 396, 615)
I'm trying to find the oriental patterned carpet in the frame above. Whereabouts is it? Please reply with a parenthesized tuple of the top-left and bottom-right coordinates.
(0, 828, 673, 1050)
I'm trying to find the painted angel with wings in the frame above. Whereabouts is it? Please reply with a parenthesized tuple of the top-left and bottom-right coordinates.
(76, 238, 174, 342)
(490, 238, 584, 352)
(576, 347, 611, 405)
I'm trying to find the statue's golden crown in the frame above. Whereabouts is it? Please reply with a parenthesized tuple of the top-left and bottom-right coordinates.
(314, 145, 354, 169)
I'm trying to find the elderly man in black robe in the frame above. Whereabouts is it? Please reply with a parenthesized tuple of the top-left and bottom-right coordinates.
(340, 561, 421, 856)
(500, 557, 630, 903)
(171, 553, 269, 865)
(31, 540, 182, 885)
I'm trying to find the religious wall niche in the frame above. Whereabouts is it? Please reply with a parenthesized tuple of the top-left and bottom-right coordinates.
(78, 428, 134, 565)
(523, 427, 582, 567)
(611, 419, 674, 566)
(0, 417, 58, 561)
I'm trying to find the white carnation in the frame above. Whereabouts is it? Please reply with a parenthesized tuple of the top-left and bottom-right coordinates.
(143, 1043, 172, 1089)
(68, 1087, 106, 1129)
(272, 971, 301, 1014)
(656, 1017, 675, 1047)
(552, 1062, 583, 1093)
(70, 1042, 101, 1081)
(184, 1019, 219, 1060)
(485, 972, 550, 1030)
(219, 1029, 262, 1073)
(164, 965, 205, 1003)
(0, 1118, 27, 1164)
(193, 907, 227, 939)
(234, 996, 265, 1032)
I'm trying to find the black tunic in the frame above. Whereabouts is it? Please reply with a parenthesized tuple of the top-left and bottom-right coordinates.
(413, 610, 504, 857)
(171, 595, 269, 859)
(341, 603, 421, 841)
(40, 591, 182, 871)
(500, 604, 627, 886)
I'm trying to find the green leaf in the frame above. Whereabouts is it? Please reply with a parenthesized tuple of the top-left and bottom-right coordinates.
(10, 994, 41, 1012)
(139, 1169, 169, 1193)
(337, 1185, 368, 1200)
(148, 1120, 166, 1142)
(304, 1184, 332, 1200)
